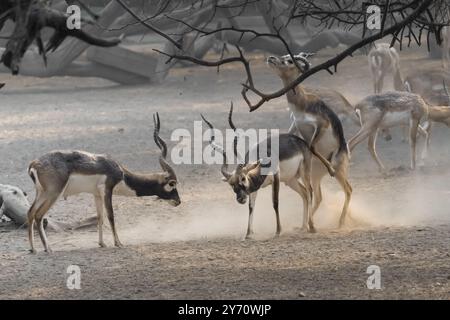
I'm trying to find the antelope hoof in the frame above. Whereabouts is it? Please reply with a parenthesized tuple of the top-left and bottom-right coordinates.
(99, 242, 107, 248)
(114, 241, 124, 248)
(29, 249, 37, 255)
(308, 226, 317, 233)
(245, 232, 254, 240)
(44, 248, 53, 254)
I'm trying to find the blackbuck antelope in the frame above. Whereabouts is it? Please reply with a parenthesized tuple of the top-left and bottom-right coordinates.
(366, 42, 450, 157)
(367, 43, 410, 141)
(202, 105, 315, 239)
(266, 53, 352, 228)
(26, 113, 180, 253)
(389, 44, 450, 106)
(348, 91, 429, 172)
(390, 49, 450, 147)
(420, 82, 450, 149)
(303, 86, 360, 131)
(368, 43, 401, 94)
(368, 43, 448, 142)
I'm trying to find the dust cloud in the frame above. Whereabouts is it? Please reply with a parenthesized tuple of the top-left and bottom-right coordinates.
(122, 174, 450, 245)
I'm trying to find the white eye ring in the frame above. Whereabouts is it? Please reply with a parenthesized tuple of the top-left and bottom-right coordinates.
(164, 181, 177, 192)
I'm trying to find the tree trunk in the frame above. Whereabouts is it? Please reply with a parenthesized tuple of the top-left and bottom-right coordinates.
(59, 61, 151, 84)
(0, 1, 124, 77)
(429, 35, 443, 59)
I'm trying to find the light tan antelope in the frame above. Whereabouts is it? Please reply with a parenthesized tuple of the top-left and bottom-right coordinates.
(391, 55, 450, 106)
(368, 43, 408, 141)
(368, 43, 401, 94)
(369, 43, 447, 142)
(423, 105, 450, 145)
(369, 41, 450, 102)
(267, 53, 352, 228)
(348, 91, 429, 172)
(202, 105, 316, 238)
(420, 82, 450, 149)
(26, 113, 180, 253)
(390, 51, 450, 146)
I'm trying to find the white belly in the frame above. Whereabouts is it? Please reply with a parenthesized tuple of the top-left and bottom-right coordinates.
(315, 126, 338, 155)
(279, 155, 302, 182)
(62, 174, 107, 198)
(380, 111, 410, 128)
(255, 155, 303, 189)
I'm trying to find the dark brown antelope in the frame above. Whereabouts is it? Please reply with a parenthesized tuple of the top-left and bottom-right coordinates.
(27, 113, 180, 253)
(202, 105, 316, 239)
(267, 52, 352, 228)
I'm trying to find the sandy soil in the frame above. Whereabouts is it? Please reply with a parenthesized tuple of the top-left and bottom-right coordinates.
(0, 44, 449, 299)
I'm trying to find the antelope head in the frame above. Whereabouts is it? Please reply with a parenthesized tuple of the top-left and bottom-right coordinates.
(202, 104, 265, 205)
(153, 113, 180, 206)
(266, 52, 314, 80)
(126, 113, 180, 206)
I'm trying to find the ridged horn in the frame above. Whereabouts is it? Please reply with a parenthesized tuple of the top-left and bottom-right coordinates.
(153, 113, 176, 179)
(228, 102, 244, 171)
(201, 114, 232, 180)
(294, 52, 314, 72)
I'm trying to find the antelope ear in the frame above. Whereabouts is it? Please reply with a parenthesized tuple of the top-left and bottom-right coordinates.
(246, 159, 262, 172)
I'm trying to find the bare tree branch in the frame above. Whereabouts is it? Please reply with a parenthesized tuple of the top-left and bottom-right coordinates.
(114, 0, 182, 49)
(245, 0, 436, 111)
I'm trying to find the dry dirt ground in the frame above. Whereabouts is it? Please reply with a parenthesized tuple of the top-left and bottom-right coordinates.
(0, 44, 449, 299)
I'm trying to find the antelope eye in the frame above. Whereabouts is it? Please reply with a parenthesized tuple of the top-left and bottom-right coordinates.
(168, 180, 177, 188)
